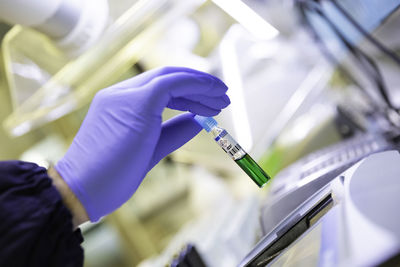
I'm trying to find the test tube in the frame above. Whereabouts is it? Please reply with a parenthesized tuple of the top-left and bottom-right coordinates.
(194, 115, 271, 188)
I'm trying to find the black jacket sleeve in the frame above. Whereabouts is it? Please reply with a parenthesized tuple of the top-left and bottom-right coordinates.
(0, 161, 84, 267)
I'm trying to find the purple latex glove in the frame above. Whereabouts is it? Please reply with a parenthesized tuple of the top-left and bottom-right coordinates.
(55, 66, 230, 222)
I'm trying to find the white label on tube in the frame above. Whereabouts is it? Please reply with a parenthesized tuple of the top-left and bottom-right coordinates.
(215, 130, 246, 160)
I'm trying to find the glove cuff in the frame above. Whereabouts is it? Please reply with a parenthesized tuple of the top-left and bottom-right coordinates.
(55, 160, 101, 222)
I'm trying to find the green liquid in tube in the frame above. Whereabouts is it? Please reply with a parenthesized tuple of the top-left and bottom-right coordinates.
(193, 115, 271, 188)
(235, 154, 270, 188)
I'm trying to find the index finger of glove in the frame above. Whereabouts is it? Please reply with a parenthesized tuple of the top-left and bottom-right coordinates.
(146, 72, 228, 112)
(112, 66, 223, 89)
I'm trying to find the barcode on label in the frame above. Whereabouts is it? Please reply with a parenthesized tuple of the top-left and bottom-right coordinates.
(229, 144, 241, 156)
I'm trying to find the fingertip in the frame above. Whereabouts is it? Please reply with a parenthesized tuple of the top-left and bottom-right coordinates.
(198, 73, 227, 91)
(195, 95, 230, 110)
(210, 80, 228, 97)
(193, 108, 221, 117)
(211, 76, 228, 90)
(222, 94, 231, 105)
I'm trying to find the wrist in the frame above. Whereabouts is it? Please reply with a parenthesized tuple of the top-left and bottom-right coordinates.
(47, 166, 89, 228)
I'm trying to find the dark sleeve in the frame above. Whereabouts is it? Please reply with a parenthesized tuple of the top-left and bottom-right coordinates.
(0, 161, 84, 267)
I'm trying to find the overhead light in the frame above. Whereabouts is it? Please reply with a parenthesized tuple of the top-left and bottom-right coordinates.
(212, 0, 279, 40)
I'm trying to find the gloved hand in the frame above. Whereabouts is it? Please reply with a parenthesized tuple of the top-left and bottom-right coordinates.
(55, 66, 230, 222)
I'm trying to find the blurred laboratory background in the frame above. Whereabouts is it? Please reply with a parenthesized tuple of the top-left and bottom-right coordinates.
(1, 0, 400, 266)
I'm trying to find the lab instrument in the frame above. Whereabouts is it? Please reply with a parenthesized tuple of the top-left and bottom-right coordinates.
(0, 0, 109, 54)
(194, 115, 270, 188)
